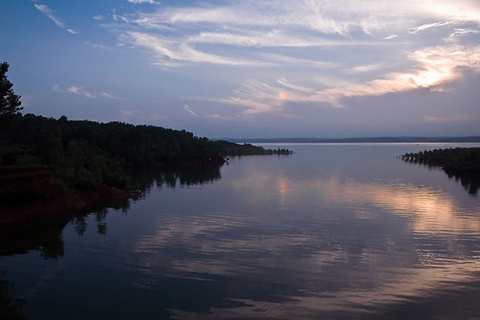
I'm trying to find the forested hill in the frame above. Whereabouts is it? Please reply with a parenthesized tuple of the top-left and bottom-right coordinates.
(1, 114, 289, 190)
(1, 114, 223, 189)
(13, 114, 224, 166)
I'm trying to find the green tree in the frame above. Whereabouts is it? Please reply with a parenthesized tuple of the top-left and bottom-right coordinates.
(0, 62, 22, 135)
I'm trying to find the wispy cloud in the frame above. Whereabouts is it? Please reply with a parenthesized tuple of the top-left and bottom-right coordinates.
(107, 0, 480, 122)
(34, 3, 78, 34)
(54, 85, 123, 100)
(128, 0, 156, 4)
(212, 44, 480, 113)
(312, 45, 480, 104)
(85, 41, 112, 50)
(346, 64, 384, 73)
(318, 45, 480, 102)
(113, 0, 480, 71)
(423, 114, 471, 123)
(118, 1, 407, 67)
(183, 105, 200, 118)
(384, 34, 398, 40)
(68, 86, 96, 99)
(409, 21, 456, 34)
(119, 109, 163, 123)
(444, 28, 480, 43)
(123, 32, 265, 67)
(204, 114, 235, 121)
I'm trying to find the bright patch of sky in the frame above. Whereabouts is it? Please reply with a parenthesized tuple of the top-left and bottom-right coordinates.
(1, 0, 480, 138)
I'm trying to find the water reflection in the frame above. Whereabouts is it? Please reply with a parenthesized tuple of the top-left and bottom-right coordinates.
(132, 204, 480, 315)
(132, 165, 222, 192)
(129, 158, 480, 318)
(0, 217, 66, 259)
(0, 199, 130, 261)
(1, 145, 480, 319)
(446, 173, 480, 195)
(404, 158, 480, 195)
(321, 177, 480, 235)
(0, 271, 25, 320)
(0, 165, 223, 258)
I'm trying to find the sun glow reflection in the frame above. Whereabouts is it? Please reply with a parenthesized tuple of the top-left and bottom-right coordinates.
(279, 177, 289, 208)
(279, 177, 289, 196)
(130, 169, 480, 318)
(318, 176, 480, 235)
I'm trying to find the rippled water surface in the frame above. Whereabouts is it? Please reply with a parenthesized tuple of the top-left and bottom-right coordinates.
(1, 143, 480, 319)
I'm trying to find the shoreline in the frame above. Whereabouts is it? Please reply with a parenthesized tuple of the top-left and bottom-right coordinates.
(0, 168, 142, 228)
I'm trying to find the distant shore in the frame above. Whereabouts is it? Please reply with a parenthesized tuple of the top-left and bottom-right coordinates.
(226, 136, 480, 144)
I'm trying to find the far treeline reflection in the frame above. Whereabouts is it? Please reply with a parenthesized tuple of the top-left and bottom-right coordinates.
(402, 147, 480, 194)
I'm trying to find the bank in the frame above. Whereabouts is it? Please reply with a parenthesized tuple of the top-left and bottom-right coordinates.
(0, 167, 141, 228)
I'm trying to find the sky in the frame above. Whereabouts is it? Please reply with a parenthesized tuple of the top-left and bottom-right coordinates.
(1, 0, 480, 138)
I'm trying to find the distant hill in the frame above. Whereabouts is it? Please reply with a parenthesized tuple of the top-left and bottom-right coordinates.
(226, 136, 480, 144)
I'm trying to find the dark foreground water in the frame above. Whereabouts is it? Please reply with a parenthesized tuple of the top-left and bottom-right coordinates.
(1, 143, 480, 320)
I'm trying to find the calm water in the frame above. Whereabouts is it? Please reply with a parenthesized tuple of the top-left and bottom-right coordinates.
(1, 143, 480, 320)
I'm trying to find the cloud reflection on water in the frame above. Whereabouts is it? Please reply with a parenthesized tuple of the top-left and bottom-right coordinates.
(129, 166, 480, 318)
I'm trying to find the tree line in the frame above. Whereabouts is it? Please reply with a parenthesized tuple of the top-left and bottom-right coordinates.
(0, 62, 291, 192)
(402, 148, 480, 175)
(2, 114, 227, 189)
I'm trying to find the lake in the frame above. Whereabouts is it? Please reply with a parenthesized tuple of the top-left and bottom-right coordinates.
(1, 143, 480, 320)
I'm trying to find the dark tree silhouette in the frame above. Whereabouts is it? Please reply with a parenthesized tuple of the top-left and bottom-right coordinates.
(0, 62, 22, 135)
(402, 148, 480, 194)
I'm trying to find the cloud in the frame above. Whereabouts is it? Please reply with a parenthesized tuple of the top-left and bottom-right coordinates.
(384, 34, 398, 40)
(113, 14, 130, 23)
(204, 114, 235, 121)
(257, 53, 339, 69)
(305, 44, 480, 106)
(54, 85, 123, 100)
(444, 28, 480, 43)
(34, 4, 65, 28)
(409, 21, 456, 34)
(100, 92, 122, 99)
(123, 32, 264, 67)
(277, 78, 316, 94)
(423, 114, 471, 123)
(213, 44, 480, 113)
(183, 105, 200, 118)
(128, 0, 156, 3)
(84, 41, 112, 50)
(421, 0, 480, 23)
(119, 109, 163, 123)
(134, 1, 409, 36)
(127, 0, 480, 39)
(347, 64, 384, 73)
(107, 0, 480, 123)
(119, 1, 414, 67)
(34, 3, 78, 34)
(211, 80, 281, 115)
(115, 0, 480, 71)
(53, 84, 62, 92)
(68, 86, 96, 99)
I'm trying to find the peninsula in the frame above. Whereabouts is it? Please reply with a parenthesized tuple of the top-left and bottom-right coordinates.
(0, 114, 291, 226)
